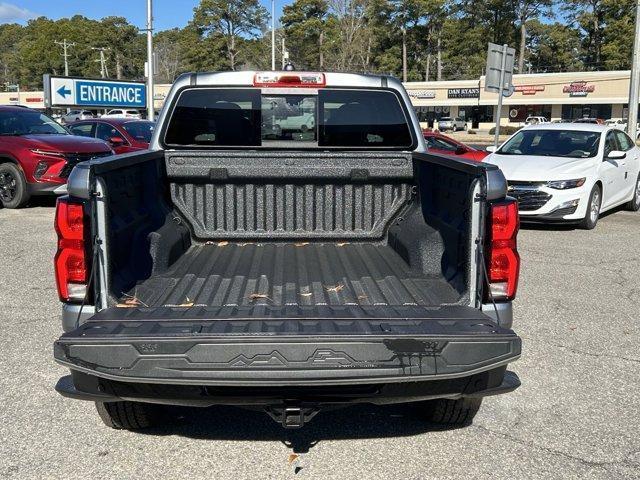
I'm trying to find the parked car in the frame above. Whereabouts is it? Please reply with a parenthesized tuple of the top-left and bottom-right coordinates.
(424, 130, 487, 161)
(605, 118, 628, 130)
(573, 118, 604, 125)
(524, 116, 548, 125)
(485, 123, 640, 229)
(437, 116, 467, 131)
(101, 109, 142, 119)
(60, 110, 94, 124)
(68, 118, 154, 154)
(53, 70, 521, 431)
(0, 106, 112, 208)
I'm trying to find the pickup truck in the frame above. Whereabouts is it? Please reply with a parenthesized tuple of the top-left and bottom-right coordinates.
(53, 71, 521, 430)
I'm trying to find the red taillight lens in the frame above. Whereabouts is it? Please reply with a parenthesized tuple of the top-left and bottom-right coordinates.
(486, 200, 520, 300)
(55, 199, 87, 302)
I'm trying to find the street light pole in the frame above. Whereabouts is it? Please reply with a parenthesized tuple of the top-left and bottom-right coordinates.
(627, 0, 640, 140)
(146, 0, 155, 121)
(271, 0, 276, 70)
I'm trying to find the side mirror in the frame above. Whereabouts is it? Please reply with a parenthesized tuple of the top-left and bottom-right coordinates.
(485, 145, 497, 153)
(455, 145, 467, 155)
(607, 150, 626, 160)
(109, 136, 125, 146)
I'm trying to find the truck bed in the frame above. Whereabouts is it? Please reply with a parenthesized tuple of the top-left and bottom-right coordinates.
(125, 242, 462, 309)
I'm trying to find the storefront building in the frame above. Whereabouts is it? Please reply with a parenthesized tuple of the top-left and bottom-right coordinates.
(405, 70, 635, 130)
(0, 71, 636, 131)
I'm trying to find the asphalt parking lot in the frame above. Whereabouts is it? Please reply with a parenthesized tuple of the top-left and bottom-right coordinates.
(0, 199, 638, 480)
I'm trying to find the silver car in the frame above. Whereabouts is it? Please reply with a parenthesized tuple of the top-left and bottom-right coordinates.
(438, 116, 467, 131)
(60, 110, 94, 124)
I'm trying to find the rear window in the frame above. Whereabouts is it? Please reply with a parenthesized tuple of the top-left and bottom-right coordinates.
(163, 87, 413, 149)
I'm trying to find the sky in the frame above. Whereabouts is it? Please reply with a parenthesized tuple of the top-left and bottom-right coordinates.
(0, 1, 281, 31)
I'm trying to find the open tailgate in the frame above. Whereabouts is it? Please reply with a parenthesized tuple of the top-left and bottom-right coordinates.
(54, 305, 521, 386)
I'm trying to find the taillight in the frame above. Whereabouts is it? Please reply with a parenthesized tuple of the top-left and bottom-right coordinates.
(253, 72, 326, 87)
(54, 198, 87, 302)
(486, 199, 520, 301)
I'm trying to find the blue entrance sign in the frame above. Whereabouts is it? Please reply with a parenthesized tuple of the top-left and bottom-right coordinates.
(44, 75, 147, 109)
(76, 81, 146, 107)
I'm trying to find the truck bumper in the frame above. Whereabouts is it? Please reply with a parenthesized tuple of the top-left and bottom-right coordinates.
(54, 310, 521, 390)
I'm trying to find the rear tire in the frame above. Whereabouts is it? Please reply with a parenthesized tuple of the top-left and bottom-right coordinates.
(0, 163, 30, 209)
(625, 174, 640, 212)
(95, 401, 161, 430)
(420, 397, 483, 425)
(579, 184, 601, 230)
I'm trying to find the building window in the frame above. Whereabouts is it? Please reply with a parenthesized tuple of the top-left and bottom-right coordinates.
(414, 106, 451, 126)
(561, 104, 612, 121)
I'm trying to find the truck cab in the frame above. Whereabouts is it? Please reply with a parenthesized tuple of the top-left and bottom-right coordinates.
(53, 71, 521, 430)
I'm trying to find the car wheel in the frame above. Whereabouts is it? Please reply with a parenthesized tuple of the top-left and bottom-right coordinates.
(95, 401, 162, 430)
(580, 184, 601, 230)
(625, 174, 640, 211)
(0, 163, 30, 209)
(419, 397, 482, 425)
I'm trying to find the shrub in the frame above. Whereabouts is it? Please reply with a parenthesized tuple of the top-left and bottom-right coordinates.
(488, 126, 522, 135)
(466, 129, 477, 135)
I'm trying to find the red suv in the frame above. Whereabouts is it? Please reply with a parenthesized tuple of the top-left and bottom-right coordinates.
(0, 106, 112, 208)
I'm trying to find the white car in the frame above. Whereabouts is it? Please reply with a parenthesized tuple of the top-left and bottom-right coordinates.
(485, 123, 640, 229)
(524, 116, 548, 125)
(605, 118, 628, 130)
(437, 117, 467, 132)
(101, 109, 142, 119)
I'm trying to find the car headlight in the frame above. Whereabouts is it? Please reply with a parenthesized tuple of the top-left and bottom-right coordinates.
(30, 149, 66, 158)
(547, 178, 586, 189)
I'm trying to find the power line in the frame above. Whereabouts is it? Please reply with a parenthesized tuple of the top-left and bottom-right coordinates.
(54, 39, 76, 77)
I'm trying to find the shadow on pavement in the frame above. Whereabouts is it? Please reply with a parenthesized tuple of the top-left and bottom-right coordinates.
(140, 403, 462, 453)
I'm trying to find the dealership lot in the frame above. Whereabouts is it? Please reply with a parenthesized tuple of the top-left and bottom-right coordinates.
(0, 201, 638, 480)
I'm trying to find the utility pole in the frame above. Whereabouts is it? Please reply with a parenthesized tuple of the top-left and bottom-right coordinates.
(54, 39, 76, 76)
(628, 0, 640, 140)
(282, 37, 286, 69)
(401, 27, 407, 83)
(271, 0, 276, 70)
(146, 0, 155, 121)
(92, 47, 110, 78)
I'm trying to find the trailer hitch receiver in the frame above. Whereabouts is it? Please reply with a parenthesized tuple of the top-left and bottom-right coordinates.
(265, 404, 320, 429)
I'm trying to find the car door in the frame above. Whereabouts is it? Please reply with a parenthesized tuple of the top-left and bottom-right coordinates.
(600, 130, 626, 208)
(614, 130, 639, 200)
(96, 122, 134, 154)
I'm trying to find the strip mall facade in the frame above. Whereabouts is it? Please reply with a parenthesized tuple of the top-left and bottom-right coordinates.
(1, 70, 635, 130)
(404, 70, 633, 129)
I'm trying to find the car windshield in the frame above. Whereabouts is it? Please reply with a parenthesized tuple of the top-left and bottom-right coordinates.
(498, 129, 601, 158)
(123, 121, 154, 143)
(0, 109, 68, 136)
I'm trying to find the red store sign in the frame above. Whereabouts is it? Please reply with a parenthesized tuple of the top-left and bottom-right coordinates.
(25, 97, 43, 103)
(515, 85, 545, 95)
(563, 81, 595, 97)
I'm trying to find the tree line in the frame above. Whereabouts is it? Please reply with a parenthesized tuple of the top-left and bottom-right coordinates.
(0, 0, 635, 90)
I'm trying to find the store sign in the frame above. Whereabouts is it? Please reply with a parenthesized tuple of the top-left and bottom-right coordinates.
(563, 81, 595, 97)
(25, 97, 42, 103)
(515, 85, 545, 95)
(448, 88, 479, 99)
(44, 74, 146, 108)
(9, 97, 18, 102)
(408, 90, 436, 99)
